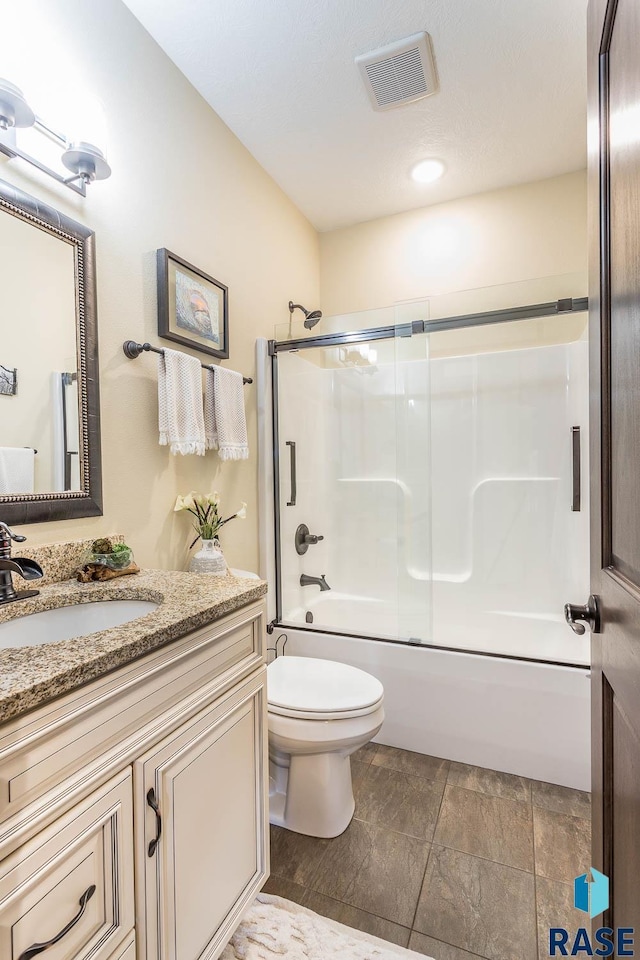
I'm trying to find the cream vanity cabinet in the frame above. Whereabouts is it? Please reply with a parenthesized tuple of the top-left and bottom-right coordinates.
(0, 599, 268, 960)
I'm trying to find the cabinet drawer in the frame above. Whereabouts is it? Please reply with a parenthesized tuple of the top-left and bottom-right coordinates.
(0, 602, 265, 856)
(0, 770, 134, 960)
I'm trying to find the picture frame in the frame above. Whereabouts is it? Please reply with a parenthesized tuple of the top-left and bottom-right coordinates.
(157, 248, 229, 359)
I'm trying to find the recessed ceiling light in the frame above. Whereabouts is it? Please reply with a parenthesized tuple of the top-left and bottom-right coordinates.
(411, 159, 445, 184)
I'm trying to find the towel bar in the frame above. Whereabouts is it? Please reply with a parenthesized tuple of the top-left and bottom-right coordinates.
(122, 341, 253, 384)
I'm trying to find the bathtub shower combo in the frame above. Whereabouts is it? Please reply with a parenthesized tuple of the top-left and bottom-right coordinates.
(258, 290, 592, 790)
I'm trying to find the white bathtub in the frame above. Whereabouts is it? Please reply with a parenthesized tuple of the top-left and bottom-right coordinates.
(286, 588, 591, 666)
(275, 622, 591, 791)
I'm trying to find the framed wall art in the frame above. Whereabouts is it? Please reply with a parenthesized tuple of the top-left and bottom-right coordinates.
(157, 248, 229, 359)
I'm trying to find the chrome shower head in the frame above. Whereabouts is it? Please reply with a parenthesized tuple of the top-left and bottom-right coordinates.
(303, 310, 322, 329)
(289, 300, 323, 330)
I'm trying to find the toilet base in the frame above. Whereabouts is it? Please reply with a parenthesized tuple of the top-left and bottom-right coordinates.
(269, 752, 356, 838)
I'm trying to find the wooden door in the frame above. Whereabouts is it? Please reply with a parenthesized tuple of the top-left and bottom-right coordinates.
(134, 670, 268, 960)
(587, 0, 640, 931)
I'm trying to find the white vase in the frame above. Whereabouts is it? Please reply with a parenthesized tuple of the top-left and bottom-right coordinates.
(189, 539, 227, 576)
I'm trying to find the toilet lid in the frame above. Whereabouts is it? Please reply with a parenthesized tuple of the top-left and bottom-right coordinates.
(267, 656, 384, 717)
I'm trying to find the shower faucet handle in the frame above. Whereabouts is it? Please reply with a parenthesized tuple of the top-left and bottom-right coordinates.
(295, 524, 324, 555)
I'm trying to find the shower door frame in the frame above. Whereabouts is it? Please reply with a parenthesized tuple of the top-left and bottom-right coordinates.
(268, 296, 589, 664)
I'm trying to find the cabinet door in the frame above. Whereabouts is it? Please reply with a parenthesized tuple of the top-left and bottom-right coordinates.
(0, 770, 134, 960)
(105, 932, 135, 960)
(135, 669, 268, 960)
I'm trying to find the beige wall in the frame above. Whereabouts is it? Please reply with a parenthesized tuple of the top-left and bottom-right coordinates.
(0, 0, 319, 572)
(319, 171, 587, 316)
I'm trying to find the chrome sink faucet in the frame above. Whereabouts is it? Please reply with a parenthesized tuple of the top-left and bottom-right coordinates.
(0, 522, 44, 605)
(300, 573, 331, 592)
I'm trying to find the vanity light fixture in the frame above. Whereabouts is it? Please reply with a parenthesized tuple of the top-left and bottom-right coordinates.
(411, 158, 445, 184)
(0, 78, 111, 197)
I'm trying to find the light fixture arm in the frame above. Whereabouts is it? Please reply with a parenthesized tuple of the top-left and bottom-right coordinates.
(0, 135, 88, 197)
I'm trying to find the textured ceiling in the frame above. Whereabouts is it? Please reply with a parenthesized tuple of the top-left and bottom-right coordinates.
(122, 0, 588, 232)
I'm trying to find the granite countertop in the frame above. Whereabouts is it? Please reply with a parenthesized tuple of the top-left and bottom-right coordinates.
(0, 569, 267, 724)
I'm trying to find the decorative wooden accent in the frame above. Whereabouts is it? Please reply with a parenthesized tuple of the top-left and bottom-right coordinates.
(76, 562, 140, 582)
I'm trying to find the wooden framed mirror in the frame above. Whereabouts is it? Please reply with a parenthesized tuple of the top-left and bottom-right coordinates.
(0, 178, 102, 522)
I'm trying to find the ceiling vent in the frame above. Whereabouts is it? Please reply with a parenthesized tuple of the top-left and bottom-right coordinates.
(356, 32, 437, 111)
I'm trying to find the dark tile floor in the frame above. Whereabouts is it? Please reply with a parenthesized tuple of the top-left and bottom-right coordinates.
(264, 743, 592, 960)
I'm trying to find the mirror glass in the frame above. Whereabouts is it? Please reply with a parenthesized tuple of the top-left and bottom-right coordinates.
(0, 210, 81, 495)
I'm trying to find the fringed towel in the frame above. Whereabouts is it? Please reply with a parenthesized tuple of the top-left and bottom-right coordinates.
(204, 366, 249, 461)
(158, 348, 205, 455)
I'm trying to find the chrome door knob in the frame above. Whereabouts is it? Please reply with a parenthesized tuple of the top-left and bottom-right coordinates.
(564, 595, 600, 635)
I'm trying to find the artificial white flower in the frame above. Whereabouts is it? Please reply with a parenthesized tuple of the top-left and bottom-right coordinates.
(173, 490, 244, 550)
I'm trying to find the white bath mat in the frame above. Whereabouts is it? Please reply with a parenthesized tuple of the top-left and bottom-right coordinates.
(221, 894, 433, 960)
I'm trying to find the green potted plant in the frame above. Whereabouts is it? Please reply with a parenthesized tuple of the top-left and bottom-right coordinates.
(89, 538, 134, 570)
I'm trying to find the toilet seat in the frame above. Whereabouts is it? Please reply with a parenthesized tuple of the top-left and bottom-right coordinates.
(267, 656, 384, 721)
(269, 697, 385, 722)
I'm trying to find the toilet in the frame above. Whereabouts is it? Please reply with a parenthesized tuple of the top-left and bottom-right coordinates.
(267, 656, 384, 838)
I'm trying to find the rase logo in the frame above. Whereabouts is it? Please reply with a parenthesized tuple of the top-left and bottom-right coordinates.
(549, 869, 635, 957)
(574, 868, 609, 919)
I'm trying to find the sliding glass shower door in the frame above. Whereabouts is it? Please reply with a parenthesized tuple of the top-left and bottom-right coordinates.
(274, 323, 433, 644)
(271, 293, 590, 665)
(426, 311, 590, 664)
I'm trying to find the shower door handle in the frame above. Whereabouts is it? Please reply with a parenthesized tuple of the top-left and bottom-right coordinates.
(286, 441, 297, 506)
(571, 426, 581, 511)
(564, 595, 600, 635)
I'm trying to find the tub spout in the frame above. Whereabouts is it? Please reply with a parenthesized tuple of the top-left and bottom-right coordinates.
(300, 573, 331, 592)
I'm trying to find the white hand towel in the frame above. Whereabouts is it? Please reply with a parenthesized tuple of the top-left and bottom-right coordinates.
(158, 348, 205, 455)
(0, 447, 35, 494)
(204, 366, 249, 461)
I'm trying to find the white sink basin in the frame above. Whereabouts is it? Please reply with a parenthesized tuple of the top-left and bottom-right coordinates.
(0, 600, 159, 649)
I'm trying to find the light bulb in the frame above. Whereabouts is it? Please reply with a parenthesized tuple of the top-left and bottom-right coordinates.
(411, 159, 445, 184)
